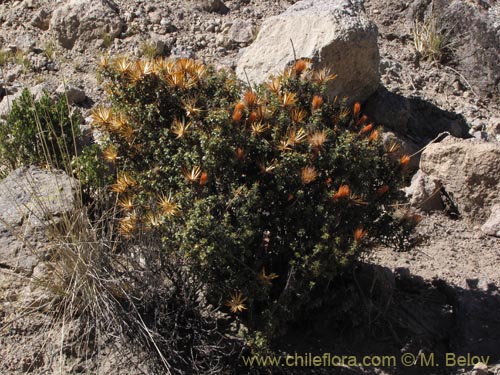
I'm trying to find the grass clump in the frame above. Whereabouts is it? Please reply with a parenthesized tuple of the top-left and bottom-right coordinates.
(413, 17, 453, 63)
(0, 89, 80, 172)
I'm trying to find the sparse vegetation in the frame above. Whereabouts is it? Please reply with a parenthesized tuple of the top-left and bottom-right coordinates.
(140, 40, 161, 58)
(413, 17, 452, 62)
(0, 89, 80, 172)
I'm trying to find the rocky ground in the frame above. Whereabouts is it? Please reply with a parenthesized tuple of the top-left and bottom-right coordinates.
(0, 0, 499, 374)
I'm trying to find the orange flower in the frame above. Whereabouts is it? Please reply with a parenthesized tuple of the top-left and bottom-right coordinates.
(332, 184, 350, 200)
(368, 130, 379, 142)
(301, 166, 318, 185)
(232, 109, 243, 123)
(357, 115, 368, 126)
(376, 185, 389, 196)
(235, 102, 246, 111)
(244, 91, 258, 107)
(353, 102, 361, 117)
(247, 111, 258, 124)
(235, 147, 246, 161)
(312, 68, 337, 84)
(353, 227, 368, 242)
(199, 172, 209, 186)
(400, 155, 411, 166)
(360, 123, 373, 134)
(293, 59, 310, 75)
(311, 95, 323, 111)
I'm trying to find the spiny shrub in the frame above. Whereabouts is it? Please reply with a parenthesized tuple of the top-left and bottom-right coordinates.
(0, 88, 80, 172)
(91, 56, 412, 337)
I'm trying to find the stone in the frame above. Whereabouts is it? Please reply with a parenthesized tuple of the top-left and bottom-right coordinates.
(420, 136, 500, 223)
(364, 88, 469, 147)
(15, 34, 36, 52)
(472, 362, 489, 375)
(0, 166, 79, 274)
(405, 169, 444, 211)
(487, 117, 500, 142)
(236, 0, 380, 103)
(194, 0, 229, 14)
(226, 18, 254, 44)
(56, 84, 86, 104)
(481, 204, 500, 237)
(30, 8, 51, 30)
(0, 92, 22, 119)
(50, 0, 123, 50)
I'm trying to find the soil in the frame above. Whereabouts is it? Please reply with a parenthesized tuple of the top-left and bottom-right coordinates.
(0, 0, 499, 374)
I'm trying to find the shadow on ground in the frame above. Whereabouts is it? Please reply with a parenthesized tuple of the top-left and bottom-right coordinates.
(261, 262, 500, 374)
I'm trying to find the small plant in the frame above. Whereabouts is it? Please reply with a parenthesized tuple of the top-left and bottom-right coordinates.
(140, 41, 161, 59)
(0, 88, 80, 171)
(13, 50, 31, 70)
(413, 17, 452, 62)
(42, 39, 57, 61)
(0, 50, 11, 67)
(101, 32, 115, 49)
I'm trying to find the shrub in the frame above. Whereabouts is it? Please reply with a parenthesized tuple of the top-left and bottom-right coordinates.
(91, 56, 410, 338)
(0, 88, 80, 172)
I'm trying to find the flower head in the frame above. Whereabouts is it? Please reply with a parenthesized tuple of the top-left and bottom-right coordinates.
(258, 267, 279, 286)
(311, 95, 324, 111)
(182, 166, 202, 183)
(353, 226, 368, 242)
(301, 166, 318, 185)
(332, 184, 350, 200)
(224, 291, 248, 313)
(157, 193, 180, 217)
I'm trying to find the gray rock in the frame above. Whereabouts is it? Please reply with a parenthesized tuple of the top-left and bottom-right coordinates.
(236, 0, 380, 103)
(364, 88, 469, 148)
(50, 0, 123, 50)
(405, 169, 444, 212)
(30, 8, 51, 30)
(15, 34, 36, 53)
(56, 84, 86, 104)
(0, 92, 22, 119)
(481, 204, 500, 237)
(0, 166, 79, 274)
(487, 117, 500, 142)
(226, 18, 254, 44)
(194, 0, 229, 14)
(471, 362, 490, 375)
(420, 136, 500, 223)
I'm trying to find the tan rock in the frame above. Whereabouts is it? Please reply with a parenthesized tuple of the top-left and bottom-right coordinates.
(420, 136, 500, 223)
(236, 0, 379, 103)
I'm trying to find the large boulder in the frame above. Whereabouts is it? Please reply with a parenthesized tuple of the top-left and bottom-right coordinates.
(0, 166, 79, 273)
(236, 0, 380, 103)
(50, 0, 123, 50)
(418, 136, 500, 224)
